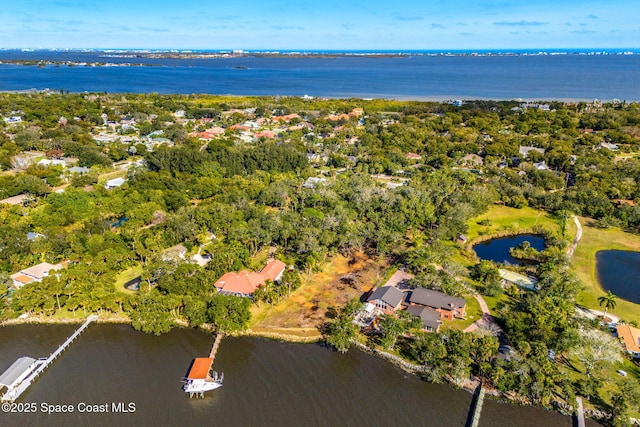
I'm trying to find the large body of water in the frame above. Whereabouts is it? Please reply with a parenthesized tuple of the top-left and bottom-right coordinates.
(0, 324, 587, 427)
(1, 51, 639, 100)
(473, 234, 546, 265)
(596, 250, 640, 304)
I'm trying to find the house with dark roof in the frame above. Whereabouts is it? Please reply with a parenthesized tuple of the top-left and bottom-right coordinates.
(407, 288, 466, 321)
(406, 305, 442, 332)
(366, 286, 405, 315)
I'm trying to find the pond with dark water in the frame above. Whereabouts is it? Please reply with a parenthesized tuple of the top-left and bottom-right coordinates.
(0, 324, 589, 427)
(596, 250, 640, 304)
(473, 234, 546, 265)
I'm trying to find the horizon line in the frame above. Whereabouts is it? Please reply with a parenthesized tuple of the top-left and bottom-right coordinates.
(2, 47, 639, 52)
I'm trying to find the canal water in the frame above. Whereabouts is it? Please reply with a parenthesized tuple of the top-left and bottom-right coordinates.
(596, 250, 640, 304)
(473, 234, 546, 266)
(0, 324, 587, 427)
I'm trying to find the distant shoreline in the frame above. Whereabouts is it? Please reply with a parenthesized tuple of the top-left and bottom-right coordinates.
(0, 88, 627, 103)
(3, 48, 639, 58)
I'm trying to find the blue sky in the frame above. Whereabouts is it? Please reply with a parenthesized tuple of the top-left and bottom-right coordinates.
(1, 0, 638, 50)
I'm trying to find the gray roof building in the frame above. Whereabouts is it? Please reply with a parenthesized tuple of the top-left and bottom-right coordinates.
(408, 288, 466, 311)
(367, 286, 405, 309)
(406, 305, 441, 332)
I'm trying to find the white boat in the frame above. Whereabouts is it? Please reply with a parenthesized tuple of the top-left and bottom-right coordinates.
(182, 358, 223, 397)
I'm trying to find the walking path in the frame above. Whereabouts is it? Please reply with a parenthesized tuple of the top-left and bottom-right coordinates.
(567, 215, 582, 257)
(209, 334, 223, 361)
(463, 293, 499, 333)
(575, 306, 620, 325)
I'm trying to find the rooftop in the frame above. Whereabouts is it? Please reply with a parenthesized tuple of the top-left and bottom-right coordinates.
(499, 269, 538, 291)
(617, 324, 640, 353)
(260, 259, 287, 281)
(187, 358, 213, 380)
(406, 305, 441, 330)
(0, 357, 36, 387)
(408, 288, 466, 310)
(367, 286, 405, 308)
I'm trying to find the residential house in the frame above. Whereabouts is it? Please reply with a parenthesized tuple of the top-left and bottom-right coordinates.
(105, 178, 126, 189)
(214, 259, 286, 298)
(67, 166, 89, 174)
(38, 158, 67, 167)
(161, 244, 188, 261)
(616, 324, 640, 358)
(10, 262, 63, 288)
(302, 177, 327, 189)
(455, 234, 468, 244)
(255, 131, 277, 139)
(259, 259, 287, 282)
(26, 232, 45, 241)
(407, 288, 466, 321)
(366, 286, 405, 315)
(533, 161, 550, 171)
(406, 305, 442, 332)
(327, 113, 351, 122)
(272, 113, 301, 123)
(0, 194, 29, 206)
(196, 127, 225, 140)
(597, 142, 619, 151)
(460, 154, 483, 167)
(519, 146, 546, 158)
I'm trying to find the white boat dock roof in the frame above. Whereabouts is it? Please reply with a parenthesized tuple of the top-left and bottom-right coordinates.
(0, 357, 36, 387)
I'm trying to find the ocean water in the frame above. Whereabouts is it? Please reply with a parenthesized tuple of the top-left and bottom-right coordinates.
(0, 51, 639, 100)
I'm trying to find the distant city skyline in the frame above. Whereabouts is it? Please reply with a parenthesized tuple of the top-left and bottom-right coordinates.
(1, 0, 638, 50)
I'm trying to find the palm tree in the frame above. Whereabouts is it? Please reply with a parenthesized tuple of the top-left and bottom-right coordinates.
(598, 291, 617, 319)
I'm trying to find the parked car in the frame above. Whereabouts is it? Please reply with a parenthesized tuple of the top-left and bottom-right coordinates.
(617, 370, 627, 377)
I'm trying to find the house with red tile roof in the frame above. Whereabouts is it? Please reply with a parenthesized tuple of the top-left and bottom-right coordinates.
(10, 262, 64, 288)
(255, 131, 277, 139)
(214, 259, 286, 298)
(196, 127, 226, 140)
(272, 113, 301, 123)
(617, 324, 640, 358)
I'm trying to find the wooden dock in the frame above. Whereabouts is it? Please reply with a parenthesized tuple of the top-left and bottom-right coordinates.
(1, 315, 98, 402)
(576, 397, 586, 427)
(209, 334, 223, 361)
(467, 385, 486, 427)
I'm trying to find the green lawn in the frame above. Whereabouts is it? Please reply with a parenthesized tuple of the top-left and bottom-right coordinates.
(114, 265, 143, 294)
(572, 219, 640, 324)
(466, 205, 573, 242)
(442, 293, 482, 331)
(482, 293, 508, 317)
(563, 353, 640, 419)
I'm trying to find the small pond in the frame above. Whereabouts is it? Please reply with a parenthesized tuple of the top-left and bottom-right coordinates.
(596, 250, 640, 304)
(473, 234, 546, 265)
